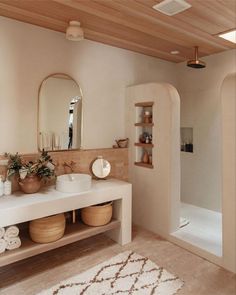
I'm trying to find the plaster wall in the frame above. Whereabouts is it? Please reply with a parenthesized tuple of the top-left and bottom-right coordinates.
(177, 49, 236, 212)
(126, 83, 180, 236)
(0, 16, 177, 154)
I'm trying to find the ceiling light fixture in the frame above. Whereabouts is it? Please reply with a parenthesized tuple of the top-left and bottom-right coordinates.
(218, 29, 236, 44)
(171, 50, 180, 54)
(66, 21, 84, 41)
(187, 46, 206, 69)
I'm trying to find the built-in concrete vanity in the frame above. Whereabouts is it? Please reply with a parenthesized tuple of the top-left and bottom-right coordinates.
(0, 179, 132, 267)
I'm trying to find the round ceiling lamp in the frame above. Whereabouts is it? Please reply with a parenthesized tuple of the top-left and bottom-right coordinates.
(66, 21, 84, 41)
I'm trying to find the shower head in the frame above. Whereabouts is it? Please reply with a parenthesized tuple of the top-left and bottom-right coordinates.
(187, 46, 206, 69)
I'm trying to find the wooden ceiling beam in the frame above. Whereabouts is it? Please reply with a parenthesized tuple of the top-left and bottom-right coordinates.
(133, 0, 235, 49)
(187, 0, 236, 30)
(84, 28, 185, 62)
(52, 0, 210, 56)
(0, 0, 196, 59)
(0, 2, 183, 62)
(83, 22, 194, 59)
(0, 2, 67, 32)
(53, 0, 201, 50)
(48, 0, 201, 59)
(0, 0, 234, 62)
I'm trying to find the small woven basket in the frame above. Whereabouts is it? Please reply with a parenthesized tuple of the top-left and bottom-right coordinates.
(81, 202, 113, 227)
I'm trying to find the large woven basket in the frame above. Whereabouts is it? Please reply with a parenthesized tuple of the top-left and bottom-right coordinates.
(29, 213, 66, 243)
(81, 202, 113, 227)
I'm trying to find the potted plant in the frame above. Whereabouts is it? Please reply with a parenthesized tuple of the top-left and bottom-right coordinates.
(5, 150, 55, 194)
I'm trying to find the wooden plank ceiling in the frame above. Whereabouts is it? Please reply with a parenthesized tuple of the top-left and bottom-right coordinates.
(0, 0, 235, 62)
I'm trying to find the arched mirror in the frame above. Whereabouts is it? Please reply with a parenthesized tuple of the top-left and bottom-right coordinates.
(38, 74, 83, 151)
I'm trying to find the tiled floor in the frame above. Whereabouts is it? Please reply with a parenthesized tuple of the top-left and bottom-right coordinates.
(0, 226, 235, 295)
(172, 202, 222, 256)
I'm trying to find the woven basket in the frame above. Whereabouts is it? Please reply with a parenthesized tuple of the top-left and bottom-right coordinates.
(81, 202, 113, 227)
(116, 138, 129, 148)
(29, 213, 66, 243)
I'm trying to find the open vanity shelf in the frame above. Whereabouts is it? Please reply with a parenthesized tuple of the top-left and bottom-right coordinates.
(0, 179, 132, 267)
(134, 101, 154, 169)
(0, 219, 120, 267)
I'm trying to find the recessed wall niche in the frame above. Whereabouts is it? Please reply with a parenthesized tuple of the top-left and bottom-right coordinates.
(181, 127, 193, 153)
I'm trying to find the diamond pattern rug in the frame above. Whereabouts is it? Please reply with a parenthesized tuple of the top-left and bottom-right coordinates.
(38, 251, 184, 295)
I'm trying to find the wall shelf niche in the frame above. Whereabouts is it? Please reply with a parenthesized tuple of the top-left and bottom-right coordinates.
(134, 101, 154, 169)
(135, 101, 153, 107)
(134, 143, 154, 148)
(135, 123, 154, 127)
(134, 162, 153, 169)
(180, 127, 193, 153)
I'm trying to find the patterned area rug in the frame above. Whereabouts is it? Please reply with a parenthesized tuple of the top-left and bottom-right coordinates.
(38, 251, 184, 295)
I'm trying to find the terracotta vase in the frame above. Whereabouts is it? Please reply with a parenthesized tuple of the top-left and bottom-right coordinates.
(142, 151, 149, 163)
(18, 175, 41, 194)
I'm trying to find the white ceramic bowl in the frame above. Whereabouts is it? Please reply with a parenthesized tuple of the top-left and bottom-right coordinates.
(56, 173, 92, 193)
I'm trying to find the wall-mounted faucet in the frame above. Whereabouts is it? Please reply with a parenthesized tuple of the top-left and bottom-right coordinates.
(63, 161, 76, 173)
(62, 160, 77, 224)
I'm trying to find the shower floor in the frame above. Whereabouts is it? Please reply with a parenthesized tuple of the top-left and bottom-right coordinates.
(172, 202, 222, 257)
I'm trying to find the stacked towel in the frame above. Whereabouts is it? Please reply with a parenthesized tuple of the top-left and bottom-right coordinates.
(5, 237, 21, 250)
(0, 239, 7, 254)
(0, 227, 5, 239)
(0, 225, 21, 253)
(4, 225, 19, 239)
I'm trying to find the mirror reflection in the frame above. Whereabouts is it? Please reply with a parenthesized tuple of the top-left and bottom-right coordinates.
(92, 157, 111, 179)
(38, 74, 82, 151)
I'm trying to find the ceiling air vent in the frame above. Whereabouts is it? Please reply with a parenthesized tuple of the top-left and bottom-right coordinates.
(153, 0, 192, 16)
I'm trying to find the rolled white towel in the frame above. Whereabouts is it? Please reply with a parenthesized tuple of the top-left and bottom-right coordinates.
(5, 236, 21, 250)
(4, 226, 19, 239)
(0, 238, 7, 253)
(0, 227, 5, 239)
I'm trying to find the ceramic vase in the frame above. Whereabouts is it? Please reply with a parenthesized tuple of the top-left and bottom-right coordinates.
(18, 175, 41, 194)
(142, 150, 149, 163)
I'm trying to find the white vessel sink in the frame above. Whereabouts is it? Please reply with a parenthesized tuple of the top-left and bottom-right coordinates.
(56, 173, 92, 193)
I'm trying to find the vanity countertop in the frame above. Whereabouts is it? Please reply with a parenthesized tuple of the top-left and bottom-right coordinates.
(0, 178, 131, 227)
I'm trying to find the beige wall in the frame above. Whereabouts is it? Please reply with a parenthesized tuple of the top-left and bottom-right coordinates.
(0, 16, 177, 154)
(126, 83, 180, 236)
(221, 73, 236, 273)
(177, 49, 236, 212)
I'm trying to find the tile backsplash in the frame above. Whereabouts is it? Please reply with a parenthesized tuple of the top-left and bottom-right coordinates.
(0, 148, 128, 192)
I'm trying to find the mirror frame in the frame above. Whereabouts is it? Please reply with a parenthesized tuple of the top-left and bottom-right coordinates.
(91, 157, 111, 179)
(37, 73, 84, 152)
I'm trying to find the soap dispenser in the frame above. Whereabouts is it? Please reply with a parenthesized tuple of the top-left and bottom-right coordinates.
(0, 175, 4, 197)
(4, 177, 12, 196)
